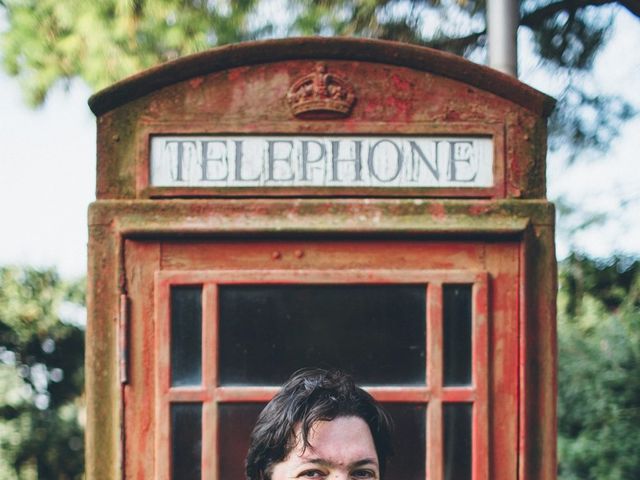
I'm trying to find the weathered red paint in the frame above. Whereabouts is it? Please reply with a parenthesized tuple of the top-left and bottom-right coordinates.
(87, 38, 557, 480)
(90, 39, 553, 200)
(429, 203, 447, 220)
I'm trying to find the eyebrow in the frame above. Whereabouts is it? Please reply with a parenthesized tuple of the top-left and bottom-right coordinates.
(303, 458, 379, 468)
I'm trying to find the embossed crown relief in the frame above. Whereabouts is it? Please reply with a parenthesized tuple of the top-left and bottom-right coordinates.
(286, 63, 356, 119)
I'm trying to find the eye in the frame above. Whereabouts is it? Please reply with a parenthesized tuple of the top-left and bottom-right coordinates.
(351, 469, 377, 479)
(298, 469, 326, 479)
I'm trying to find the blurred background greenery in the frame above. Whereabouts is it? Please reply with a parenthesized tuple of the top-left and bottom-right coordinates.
(1, 0, 638, 478)
(0, 268, 84, 479)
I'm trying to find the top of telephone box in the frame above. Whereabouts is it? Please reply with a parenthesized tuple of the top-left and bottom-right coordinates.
(89, 37, 555, 200)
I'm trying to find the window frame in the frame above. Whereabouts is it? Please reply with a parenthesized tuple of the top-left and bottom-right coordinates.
(155, 269, 489, 480)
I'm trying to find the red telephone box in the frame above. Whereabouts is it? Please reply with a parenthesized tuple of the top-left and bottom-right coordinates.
(87, 38, 557, 480)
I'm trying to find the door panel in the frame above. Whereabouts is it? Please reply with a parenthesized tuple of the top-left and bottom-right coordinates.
(124, 239, 519, 480)
(160, 239, 487, 271)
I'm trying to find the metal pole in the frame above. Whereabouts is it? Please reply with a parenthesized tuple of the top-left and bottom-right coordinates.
(487, 0, 519, 77)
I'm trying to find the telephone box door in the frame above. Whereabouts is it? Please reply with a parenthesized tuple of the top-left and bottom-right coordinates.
(123, 238, 521, 480)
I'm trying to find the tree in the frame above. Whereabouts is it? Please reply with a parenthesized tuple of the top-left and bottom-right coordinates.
(557, 254, 640, 479)
(0, 0, 637, 153)
(0, 267, 85, 479)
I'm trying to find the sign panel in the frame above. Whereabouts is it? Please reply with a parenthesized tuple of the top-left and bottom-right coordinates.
(150, 136, 493, 188)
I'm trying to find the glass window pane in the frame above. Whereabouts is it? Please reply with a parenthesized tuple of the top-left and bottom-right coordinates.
(385, 403, 426, 480)
(443, 284, 472, 386)
(443, 403, 472, 480)
(218, 285, 426, 386)
(218, 402, 426, 480)
(171, 403, 202, 480)
(219, 403, 265, 480)
(171, 286, 202, 386)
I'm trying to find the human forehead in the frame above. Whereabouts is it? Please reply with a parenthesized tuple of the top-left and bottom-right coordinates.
(288, 416, 379, 466)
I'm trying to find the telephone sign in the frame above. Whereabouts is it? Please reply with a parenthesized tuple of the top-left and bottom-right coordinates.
(149, 135, 494, 188)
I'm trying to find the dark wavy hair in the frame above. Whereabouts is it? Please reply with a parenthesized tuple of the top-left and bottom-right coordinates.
(245, 368, 393, 480)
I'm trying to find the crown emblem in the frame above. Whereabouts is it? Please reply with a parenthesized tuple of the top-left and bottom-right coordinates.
(287, 64, 356, 119)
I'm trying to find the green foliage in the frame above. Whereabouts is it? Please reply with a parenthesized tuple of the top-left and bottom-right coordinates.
(557, 255, 640, 479)
(0, 267, 85, 479)
(0, 0, 264, 105)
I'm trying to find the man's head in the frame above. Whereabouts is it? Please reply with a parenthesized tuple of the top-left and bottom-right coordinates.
(245, 369, 393, 480)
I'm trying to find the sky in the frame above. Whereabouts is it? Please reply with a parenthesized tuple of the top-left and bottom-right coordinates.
(525, 8, 640, 259)
(0, 6, 638, 279)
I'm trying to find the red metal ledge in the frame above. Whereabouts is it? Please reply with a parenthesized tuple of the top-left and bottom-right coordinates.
(88, 37, 556, 117)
